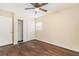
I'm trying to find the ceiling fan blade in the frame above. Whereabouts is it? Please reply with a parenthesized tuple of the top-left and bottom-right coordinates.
(31, 3, 40, 8)
(31, 3, 34, 5)
(31, 3, 48, 8)
(25, 8, 35, 10)
(38, 3, 48, 7)
(39, 8, 47, 12)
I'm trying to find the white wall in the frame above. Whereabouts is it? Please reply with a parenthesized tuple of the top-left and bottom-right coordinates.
(0, 16, 12, 46)
(0, 3, 35, 44)
(36, 6, 79, 52)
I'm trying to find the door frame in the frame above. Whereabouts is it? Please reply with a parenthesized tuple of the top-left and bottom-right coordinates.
(18, 19, 23, 42)
(12, 13, 14, 44)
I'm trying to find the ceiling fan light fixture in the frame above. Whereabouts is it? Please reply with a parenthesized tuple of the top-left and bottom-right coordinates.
(35, 8, 40, 11)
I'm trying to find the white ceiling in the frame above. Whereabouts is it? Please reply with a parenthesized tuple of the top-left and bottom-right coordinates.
(24, 3, 79, 18)
(0, 3, 79, 18)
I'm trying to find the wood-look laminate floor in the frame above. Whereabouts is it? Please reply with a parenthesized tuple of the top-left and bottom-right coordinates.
(0, 40, 79, 56)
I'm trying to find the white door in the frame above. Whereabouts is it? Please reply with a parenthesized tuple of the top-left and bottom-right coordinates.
(0, 16, 12, 46)
(18, 20, 23, 41)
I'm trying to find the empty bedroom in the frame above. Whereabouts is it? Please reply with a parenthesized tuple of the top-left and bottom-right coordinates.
(0, 3, 79, 56)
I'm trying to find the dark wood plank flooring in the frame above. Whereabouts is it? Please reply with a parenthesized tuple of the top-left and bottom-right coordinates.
(0, 40, 79, 56)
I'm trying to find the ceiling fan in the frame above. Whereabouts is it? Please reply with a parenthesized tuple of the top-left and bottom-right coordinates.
(25, 3, 48, 14)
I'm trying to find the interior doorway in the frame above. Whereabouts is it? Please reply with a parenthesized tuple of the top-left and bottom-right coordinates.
(18, 20, 23, 43)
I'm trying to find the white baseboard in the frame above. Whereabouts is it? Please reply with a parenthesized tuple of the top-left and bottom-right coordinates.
(36, 39, 79, 53)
